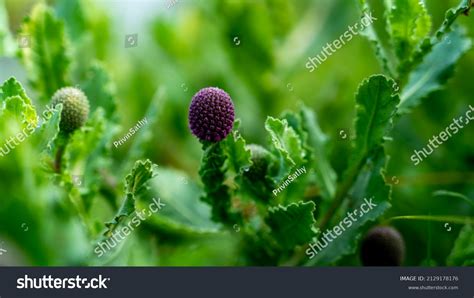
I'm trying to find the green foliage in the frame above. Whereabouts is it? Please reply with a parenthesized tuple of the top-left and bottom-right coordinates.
(0, 0, 472, 267)
(266, 201, 317, 251)
(0, 78, 37, 135)
(399, 27, 472, 113)
(146, 168, 220, 236)
(265, 116, 306, 183)
(104, 159, 158, 236)
(307, 148, 391, 265)
(18, 4, 70, 103)
(386, 0, 431, 77)
(359, 0, 472, 95)
(0, 0, 15, 56)
(436, 0, 473, 39)
(199, 141, 236, 225)
(447, 224, 474, 266)
(299, 105, 336, 201)
(223, 120, 252, 176)
(348, 75, 399, 174)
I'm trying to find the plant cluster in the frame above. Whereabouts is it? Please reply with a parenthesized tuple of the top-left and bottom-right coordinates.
(0, 0, 473, 266)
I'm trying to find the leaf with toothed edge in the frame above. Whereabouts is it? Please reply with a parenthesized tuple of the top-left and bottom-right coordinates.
(435, 0, 473, 40)
(223, 120, 252, 176)
(386, 0, 431, 61)
(0, 78, 38, 136)
(266, 201, 317, 251)
(102, 159, 158, 237)
(18, 4, 71, 103)
(199, 141, 237, 224)
(265, 116, 306, 183)
(306, 147, 391, 265)
(386, 0, 431, 78)
(347, 75, 399, 175)
(357, 0, 395, 76)
(399, 27, 471, 113)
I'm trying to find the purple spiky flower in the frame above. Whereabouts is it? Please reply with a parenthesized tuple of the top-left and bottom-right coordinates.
(188, 87, 235, 142)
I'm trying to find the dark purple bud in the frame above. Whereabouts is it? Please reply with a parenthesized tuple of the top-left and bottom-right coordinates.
(360, 226, 405, 266)
(188, 87, 235, 142)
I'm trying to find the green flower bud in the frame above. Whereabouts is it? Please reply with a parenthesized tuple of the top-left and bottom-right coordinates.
(51, 87, 90, 133)
(243, 144, 274, 202)
(245, 144, 272, 178)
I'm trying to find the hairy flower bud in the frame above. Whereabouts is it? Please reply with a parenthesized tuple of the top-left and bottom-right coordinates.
(360, 226, 405, 266)
(188, 87, 235, 142)
(245, 144, 272, 178)
(51, 87, 90, 133)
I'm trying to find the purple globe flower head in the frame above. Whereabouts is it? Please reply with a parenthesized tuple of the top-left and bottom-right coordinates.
(188, 87, 235, 142)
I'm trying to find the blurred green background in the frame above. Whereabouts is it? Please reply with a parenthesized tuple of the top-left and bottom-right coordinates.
(0, 0, 473, 266)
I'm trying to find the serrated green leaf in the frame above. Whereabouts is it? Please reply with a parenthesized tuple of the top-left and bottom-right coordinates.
(0, 78, 38, 130)
(103, 159, 158, 236)
(265, 116, 306, 183)
(0, 77, 31, 105)
(435, 0, 472, 40)
(299, 105, 336, 200)
(125, 159, 158, 196)
(223, 120, 252, 175)
(357, 0, 395, 76)
(349, 75, 399, 172)
(18, 4, 70, 103)
(386, 0, 431, 65)
(241, 144, 275, 203)
(447, 224, 474, 266)
(104, 193, 134, 236)
(266, 201, 317, 250)
(399, 27, 471, 113)
(307, 147, 391, 265)
(31, 104, 62, 152)
(199, 141, 237, 224)
(3, 96, 37, 127)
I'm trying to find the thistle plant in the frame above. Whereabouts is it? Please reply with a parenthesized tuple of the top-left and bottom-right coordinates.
(188, 87, 238, 224)
(0, 0, 473, 267)
(50, 86, 90, 172)
(51, 87, 90, 134)
(188, 87, 235, 142)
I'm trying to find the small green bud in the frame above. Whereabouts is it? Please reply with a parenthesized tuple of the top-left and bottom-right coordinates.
(51, 87, 90, 133)
(242, 144, 275, 202)
(245, 144, 272, 178)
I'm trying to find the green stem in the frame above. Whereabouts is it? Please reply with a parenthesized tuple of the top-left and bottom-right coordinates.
(385, 215, 474, 225)
(319, 160, 363, 231)
(54, 144, 65, 173)
(199, 141, 240, 226)
(54, 133, 69, 173)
